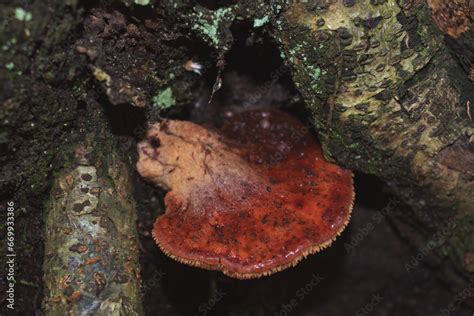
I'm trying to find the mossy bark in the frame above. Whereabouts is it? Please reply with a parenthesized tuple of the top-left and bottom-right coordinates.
(1, 0, 195, 313)
(268, 1, 474, 287)
(1, 1, 88, 314)
(43, 135, 143, 315)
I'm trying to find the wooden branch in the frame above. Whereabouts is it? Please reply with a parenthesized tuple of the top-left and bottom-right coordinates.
(42, 140, 143, 315)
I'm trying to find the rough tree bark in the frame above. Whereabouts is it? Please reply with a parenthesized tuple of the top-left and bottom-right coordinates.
(272, 1, 474, 213)
(43, 134, 143, 315)
(269, 0, 474, 288)
(1, 1, 87, 314)
(1, 1, 163, 313)
(1, 0, 474, 313)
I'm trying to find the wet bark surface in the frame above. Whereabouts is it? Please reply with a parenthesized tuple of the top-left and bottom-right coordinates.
(0, 0, 473, 315)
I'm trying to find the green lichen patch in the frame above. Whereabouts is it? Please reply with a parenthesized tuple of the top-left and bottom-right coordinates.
(14, 8, 32, 22)
(2, 37, 17, 51)
(5, 62, 14, 70)
(152, 87, 176, 110)
(253, 15, 269, 28)
(134, 0, 150, 6)
(189, 5, 237, 49)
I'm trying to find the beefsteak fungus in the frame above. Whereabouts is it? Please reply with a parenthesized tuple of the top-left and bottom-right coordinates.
(137, 109, 354, 279)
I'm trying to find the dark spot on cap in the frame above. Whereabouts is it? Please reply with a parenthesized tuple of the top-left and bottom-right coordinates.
(305, 169, 315, 177)
(322, 208, 336, 224)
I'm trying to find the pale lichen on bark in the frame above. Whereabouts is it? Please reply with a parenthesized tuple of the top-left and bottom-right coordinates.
(43, 143, 143, 316)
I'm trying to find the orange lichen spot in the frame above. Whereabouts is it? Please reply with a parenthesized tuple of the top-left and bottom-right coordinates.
(90, 187, 101, 194)
(85, 257, 100, 265)
(67, 291, 82, 303)
(69, 243, 89, 253)
(427, 0, 470, 38)
(50, 296, 62, 304)
(137, 109, 354, 279)
(59, 274, 73, 290)
(66, 175, 74, 186)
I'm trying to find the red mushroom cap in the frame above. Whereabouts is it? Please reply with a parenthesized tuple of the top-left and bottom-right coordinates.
(137, 109, 354, 279)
